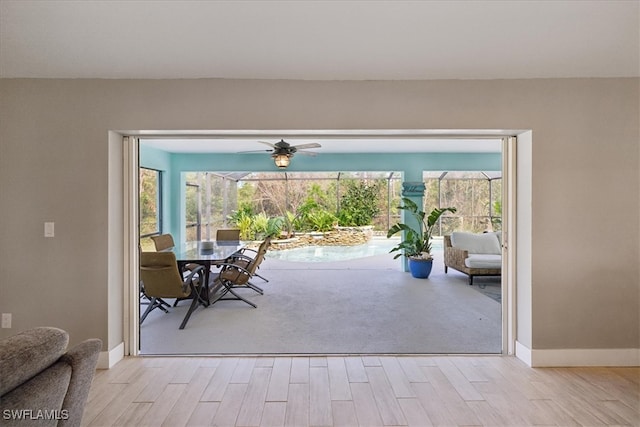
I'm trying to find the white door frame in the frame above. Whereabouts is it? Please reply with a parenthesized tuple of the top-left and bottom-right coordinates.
(502, 136, 517, 355)
(121, 130, 521, 357)
(123, 136, 140, 356)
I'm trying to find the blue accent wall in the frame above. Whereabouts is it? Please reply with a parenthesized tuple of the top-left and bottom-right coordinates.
(139, 145, 174, 236)
(141, 149, 501, 244)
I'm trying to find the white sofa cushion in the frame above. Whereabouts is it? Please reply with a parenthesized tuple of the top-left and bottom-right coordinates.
(465, 254, 502, 269)
(450, 232, 501, 255)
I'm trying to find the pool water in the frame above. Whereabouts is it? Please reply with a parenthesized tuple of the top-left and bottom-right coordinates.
(267, 238, 443, 263)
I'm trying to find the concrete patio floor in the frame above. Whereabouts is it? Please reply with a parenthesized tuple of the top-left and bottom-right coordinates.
(139, 250, 502, 355)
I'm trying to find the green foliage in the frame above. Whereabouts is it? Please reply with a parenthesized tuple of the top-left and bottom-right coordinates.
(387, 198, 457, 260)
(252, 212, 269, 236)
(237, 183, 257, 212)
(139, 169, 160, 235)
(266, 216, 285, 237)
(337, 180, 381, 226)
(308, 210, 338, 232)
(295, 195, 325, 231)
(282, 211, 296, 237)
(491, 200, 502, 229)
(236, 214, 253, 240)
(227, 204, 254, 226)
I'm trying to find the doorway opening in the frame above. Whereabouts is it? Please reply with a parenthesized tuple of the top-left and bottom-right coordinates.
(125, 131, 516, 354)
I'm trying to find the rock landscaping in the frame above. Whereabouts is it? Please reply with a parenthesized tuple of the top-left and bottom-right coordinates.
(269, 226, 374, 250)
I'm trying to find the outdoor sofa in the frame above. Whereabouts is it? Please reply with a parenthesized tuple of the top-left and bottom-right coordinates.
(444, 231, 502, 285)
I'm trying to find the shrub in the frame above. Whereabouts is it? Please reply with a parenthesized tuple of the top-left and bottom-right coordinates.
(308, 210, 337, 232)
(337, 181, 381, 226)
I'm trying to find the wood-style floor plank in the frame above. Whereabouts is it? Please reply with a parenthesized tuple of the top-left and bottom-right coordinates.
(82, 355, 640, 427)
(397, 357, 428, 383)
(290, 357, 310, 384)
(260, 402, 286, 427)
(201, 356, 239, 402)
(330, 401, 358, 427)
(211, 383, 248, 426)
(284, 383, 310, 427)
(309, 367, 333, 427)
(349, 382, 384, 427)
(421, 366, 483, 426)
(236, 367, 272, 427)
(88, 368, 158, 426)
(397, 397, 434, 427)
(161, 367, 216, 427)
(365, 366, 407, 426)
(327, 357, 352, 401)
(379, 356, 415, 398)
(186, 401, 219, 426)
(266, 357, 292, 402)
(344, 357, 368, 383)
(140, 383, 187, 426)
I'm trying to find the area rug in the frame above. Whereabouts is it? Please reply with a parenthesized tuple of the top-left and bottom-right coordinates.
(470, 277, 502, 303)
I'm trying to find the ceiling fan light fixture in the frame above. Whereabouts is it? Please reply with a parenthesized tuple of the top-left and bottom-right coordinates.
(273, 153, 291, 169)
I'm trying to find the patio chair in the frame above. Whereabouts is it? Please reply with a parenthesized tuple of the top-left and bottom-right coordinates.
(216, 228, 241, 242)
(212, 238, 271, 307)
(150, 233, 175, 251)
(228, 236, 272, 293)
(139, 244, 170, 313)
(229, 236, 272, 285)
(151, 233, 203, 297)
(139, 251, 207, 329)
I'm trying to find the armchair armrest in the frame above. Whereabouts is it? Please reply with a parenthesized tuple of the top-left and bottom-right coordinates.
(182, 265, 205, 293)
(444, 245, 469, 270)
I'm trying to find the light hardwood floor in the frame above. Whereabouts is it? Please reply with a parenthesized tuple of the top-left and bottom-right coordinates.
(82, 355, 639, 427)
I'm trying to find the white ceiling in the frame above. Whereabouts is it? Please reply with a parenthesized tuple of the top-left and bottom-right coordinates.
(1, 0, 638, 80)
(3, 1, 635, 154)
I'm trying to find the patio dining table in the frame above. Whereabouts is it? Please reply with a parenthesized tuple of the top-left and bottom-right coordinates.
(169, 240, 246, 305)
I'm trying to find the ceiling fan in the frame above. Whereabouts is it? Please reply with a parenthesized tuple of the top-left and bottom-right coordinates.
(243, 139, 322, 169)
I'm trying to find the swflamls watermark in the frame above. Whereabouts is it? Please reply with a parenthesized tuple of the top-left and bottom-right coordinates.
(3, 409, 69, 421)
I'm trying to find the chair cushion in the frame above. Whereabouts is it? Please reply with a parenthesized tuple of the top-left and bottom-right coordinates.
(0, 361, 72, 424)
(451, 232, 501, 255)
(0, 327, 69, 396)
(465, 254, 502, 269)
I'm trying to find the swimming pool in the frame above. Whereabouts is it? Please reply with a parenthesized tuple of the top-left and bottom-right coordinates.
(267, 237, 443, 262)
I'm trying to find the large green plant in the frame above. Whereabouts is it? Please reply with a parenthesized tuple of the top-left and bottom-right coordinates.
(236, 214, 253, 240)
(308, 210, 337, 232)
(252, 212, 269, 236)
(387, 198, 456, 260)
(266, 216, 285, 238)
(337, 181, 381, 226)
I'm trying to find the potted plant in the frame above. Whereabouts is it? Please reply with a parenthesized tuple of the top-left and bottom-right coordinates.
(387, 198, 456, 278)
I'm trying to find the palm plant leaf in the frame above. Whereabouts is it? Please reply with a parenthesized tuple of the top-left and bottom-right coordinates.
(387, 198, 456, 259)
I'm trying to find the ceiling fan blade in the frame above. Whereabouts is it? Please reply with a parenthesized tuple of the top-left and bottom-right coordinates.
(292, 143, 321, 149)
(237, 149, 273, 153)
(257, 141, 276, 148)
(297, 151, 318, 157)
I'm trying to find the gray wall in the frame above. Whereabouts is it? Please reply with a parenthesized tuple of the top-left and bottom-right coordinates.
(0, 78, 638, 354)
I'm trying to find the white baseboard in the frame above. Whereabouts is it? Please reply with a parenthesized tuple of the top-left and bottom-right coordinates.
(515, 340, 532, 366)
(97, 341, 124, 369)
(515, 341, 640, 367)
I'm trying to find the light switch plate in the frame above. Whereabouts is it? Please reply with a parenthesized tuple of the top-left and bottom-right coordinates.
(1, 313, 11, 328)
(44, 222, 55, 237)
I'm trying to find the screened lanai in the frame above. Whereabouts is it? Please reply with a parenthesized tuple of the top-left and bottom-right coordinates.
(138, 138, 504, 355)
(183, 171, 404, 242)
(180, 170, 502, 243)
